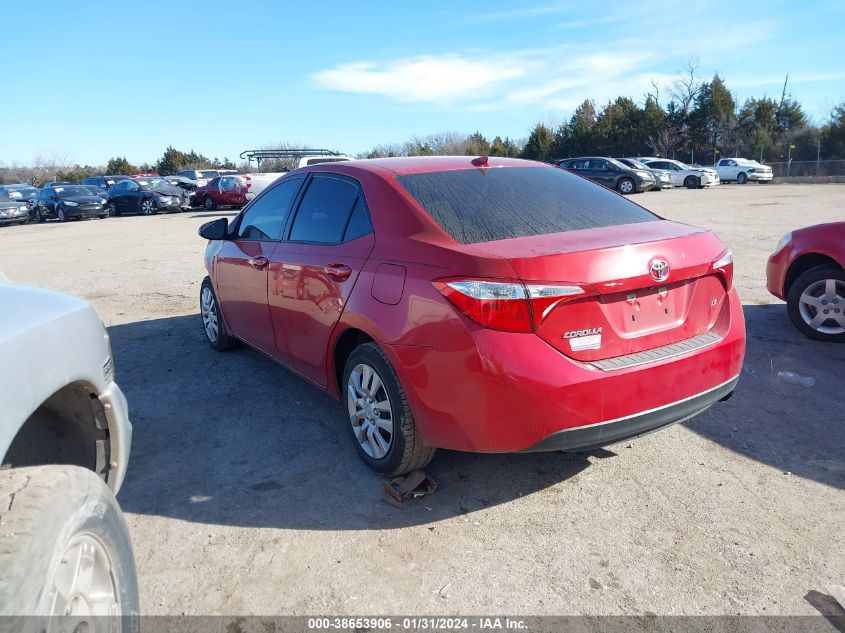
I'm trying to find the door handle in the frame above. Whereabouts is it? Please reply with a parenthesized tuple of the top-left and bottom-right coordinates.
(324, 263, 352, 281)
(248, 256, 269, 270)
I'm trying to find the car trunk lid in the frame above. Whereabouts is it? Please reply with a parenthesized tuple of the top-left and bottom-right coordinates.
(468, 220, 731, 362)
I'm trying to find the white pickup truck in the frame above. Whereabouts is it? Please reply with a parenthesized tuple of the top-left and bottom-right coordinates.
(714, 158, 773, 184)
(242, 154, 353, 198)
(0, 279, 138, 618)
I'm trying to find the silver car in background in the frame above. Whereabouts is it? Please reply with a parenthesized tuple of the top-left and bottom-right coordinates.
(618, 157, 673, 190)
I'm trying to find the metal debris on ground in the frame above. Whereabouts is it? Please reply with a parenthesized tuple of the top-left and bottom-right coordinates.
(383, 470, 438, 507)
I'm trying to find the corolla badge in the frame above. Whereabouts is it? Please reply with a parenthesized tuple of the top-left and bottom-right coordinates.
(649, 259, 670, 282)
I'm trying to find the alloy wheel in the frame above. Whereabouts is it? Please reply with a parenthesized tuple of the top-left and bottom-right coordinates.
(799, 278, 845, 335)
(47, 532, 120, 618)
(141, 199, 154, 215)
(618, 179, 634, 194)
(201, 286, 219, 343)
(347, 363, 394, 459)
(108, 203, 117, 217)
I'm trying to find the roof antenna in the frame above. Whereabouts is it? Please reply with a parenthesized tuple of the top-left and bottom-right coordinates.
(471, 156, 489, 167)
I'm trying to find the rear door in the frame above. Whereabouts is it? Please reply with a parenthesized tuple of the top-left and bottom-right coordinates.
(267, 173, 375, 386)
(214, 175, 305, 355)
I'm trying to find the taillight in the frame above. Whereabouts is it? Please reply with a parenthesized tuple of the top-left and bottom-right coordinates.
(711, 249, 734, 290)
(433, 277, 592, 332)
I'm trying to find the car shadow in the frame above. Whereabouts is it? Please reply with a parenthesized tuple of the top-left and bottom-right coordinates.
(112, 314, 592, 530)
(112, 304, 843, 531)
(686, 304, 844, 492)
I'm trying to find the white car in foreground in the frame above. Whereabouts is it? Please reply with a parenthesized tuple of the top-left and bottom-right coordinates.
(641, 158, 720, 189)
(0, 278, 137, 619)
(714, 158, 773, 184)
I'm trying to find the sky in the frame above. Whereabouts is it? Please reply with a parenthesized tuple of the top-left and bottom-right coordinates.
(1, 0, 843, 166)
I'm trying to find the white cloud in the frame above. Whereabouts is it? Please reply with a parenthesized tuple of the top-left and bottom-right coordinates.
(312, 55, 527, 104)
(310, 15, 790, 116)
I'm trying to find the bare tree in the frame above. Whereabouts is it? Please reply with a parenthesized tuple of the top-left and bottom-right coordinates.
(669, 58, 702, 115)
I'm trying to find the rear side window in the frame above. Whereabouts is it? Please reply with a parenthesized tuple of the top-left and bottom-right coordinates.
(289, 175, 360, 243)
(396, 166, 657, 244)
(237, 176, 304, 240)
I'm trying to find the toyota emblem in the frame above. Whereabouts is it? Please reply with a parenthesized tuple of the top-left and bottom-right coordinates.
(649, 259, 670, 282)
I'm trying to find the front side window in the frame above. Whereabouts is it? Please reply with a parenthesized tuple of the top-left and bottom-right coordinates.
(396, 166, 657, 245)
(237, 176, 304, 241)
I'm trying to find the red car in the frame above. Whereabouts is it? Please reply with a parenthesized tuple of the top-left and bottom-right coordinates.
(196, 175, 247, 210)
(198, 157, 746, 474)
(766, 221, 845, 342)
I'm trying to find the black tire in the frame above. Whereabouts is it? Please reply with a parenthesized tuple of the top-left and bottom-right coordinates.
(616, 177, 635, 195)
(342, 342, 435, 475)
(736, 172, 748, 184)
(0, 465, 139, 619)
(684, 175, 700, 189)
(57, 208, 68, 223)
(140, 198, 156, 216)
(34, 208, 43, 223)
(204, 196, 216, 210)
(108, 202, 119, 217)
(786, 265, 845, 342)
(200, 276, 238, 351)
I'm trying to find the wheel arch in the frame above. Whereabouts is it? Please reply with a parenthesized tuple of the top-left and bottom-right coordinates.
(784, 253, 841, 295)
(1, 381, 112, 486)
(330, 327, 376, 398)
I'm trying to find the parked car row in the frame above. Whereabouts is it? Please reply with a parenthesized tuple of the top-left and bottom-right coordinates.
(555, 155, 774, 193)
(0, 152, 775, 228)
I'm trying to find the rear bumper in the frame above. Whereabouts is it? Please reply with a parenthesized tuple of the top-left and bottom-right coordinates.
(388, 288, 745, 453)
(522, 375, 738, 452)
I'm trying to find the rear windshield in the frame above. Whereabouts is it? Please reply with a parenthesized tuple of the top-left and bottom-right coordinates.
(396, 166, 657, 244)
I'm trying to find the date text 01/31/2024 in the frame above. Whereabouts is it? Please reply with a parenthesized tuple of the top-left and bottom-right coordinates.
(307, 617, 528, 630)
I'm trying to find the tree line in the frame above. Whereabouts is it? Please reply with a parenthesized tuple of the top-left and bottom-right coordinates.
(0, 147, 237, 186)
(365, 66, 845, 166)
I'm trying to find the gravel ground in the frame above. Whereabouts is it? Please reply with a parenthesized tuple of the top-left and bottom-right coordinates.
(0, 183, 843, 618)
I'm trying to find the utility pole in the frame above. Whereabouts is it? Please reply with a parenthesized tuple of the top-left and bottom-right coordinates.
(816, 137, 822, 176)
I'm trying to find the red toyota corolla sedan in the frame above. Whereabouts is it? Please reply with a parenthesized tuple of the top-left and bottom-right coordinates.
(766, 221, 845, 342)
(195, 175, 248, 210)
(198, 157, 746, 474)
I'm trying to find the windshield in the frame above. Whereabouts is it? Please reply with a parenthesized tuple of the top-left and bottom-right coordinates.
(396, 166, 657, 244)
(54, 186, 94, 198)
(85, 187, 106, 196)
(136, 178, 171, 190)
(199, 170, 219, 179)
(625, 159, 649, 170)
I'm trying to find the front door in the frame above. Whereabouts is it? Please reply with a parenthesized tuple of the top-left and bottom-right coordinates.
(213, 175, 306, 355)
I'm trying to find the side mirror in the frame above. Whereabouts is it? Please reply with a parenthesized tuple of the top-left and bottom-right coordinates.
(199, 218, 228, 240)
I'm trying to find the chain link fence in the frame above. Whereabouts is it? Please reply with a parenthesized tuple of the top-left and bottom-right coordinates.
(766, 159, 845, 178)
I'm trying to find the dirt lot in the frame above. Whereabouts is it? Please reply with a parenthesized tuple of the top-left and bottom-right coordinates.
(1, 184, 843, 617)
